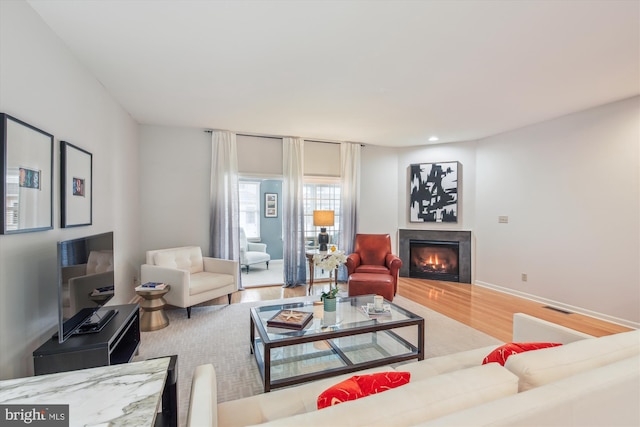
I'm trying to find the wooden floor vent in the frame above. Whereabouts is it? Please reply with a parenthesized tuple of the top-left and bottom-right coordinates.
(543, 305, 572, 315)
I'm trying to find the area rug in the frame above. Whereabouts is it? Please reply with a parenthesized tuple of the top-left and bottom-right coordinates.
(240, 259, 284, 287)
(134, 295, 502, 426)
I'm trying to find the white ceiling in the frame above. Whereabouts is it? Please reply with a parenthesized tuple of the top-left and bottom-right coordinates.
(27, 0, 639, 147)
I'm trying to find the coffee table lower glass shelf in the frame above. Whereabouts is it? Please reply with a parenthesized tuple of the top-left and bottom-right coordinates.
(250, 295, 424, 392)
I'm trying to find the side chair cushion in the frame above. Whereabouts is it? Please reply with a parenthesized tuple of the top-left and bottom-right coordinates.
(189, 271, 235, 295)
(154, 247, 204, 274)
(355, 264, 390, 275)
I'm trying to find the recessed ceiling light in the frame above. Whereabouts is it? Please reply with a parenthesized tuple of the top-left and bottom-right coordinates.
(428, 136, 439, 142)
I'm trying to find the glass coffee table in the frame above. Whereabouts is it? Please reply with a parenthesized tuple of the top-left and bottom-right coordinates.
(250, 294, 424, 392)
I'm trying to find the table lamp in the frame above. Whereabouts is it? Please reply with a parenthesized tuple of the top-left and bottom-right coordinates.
(313, 210, 334, 252)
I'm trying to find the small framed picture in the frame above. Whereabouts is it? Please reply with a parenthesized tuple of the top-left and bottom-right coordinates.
(61, 141, 92, 228)
(265, 193, 278, 218)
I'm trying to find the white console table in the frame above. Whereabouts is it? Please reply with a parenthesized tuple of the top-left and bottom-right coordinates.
(0, 357, 170, 426)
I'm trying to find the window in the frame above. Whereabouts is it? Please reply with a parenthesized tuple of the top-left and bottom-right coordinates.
(239, 180, 261, 239)
(304, 178, 341, 249)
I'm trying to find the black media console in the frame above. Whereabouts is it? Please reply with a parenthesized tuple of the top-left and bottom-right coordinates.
(33, 304, 140, 375)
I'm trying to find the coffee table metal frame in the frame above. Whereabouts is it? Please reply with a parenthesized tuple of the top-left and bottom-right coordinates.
(250, 294, 424, 392)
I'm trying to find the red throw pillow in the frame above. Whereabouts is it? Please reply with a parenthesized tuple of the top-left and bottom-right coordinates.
(317, 372, 410, 409)
(483, 342, 562, 366)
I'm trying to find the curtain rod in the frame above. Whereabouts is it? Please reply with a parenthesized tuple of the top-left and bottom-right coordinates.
(204, 129, 364, 146)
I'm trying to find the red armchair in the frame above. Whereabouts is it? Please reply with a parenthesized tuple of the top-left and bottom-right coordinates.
(346, 234, 403, 295)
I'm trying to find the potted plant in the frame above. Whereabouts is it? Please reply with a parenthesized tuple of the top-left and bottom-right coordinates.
(320, 283, 340, 312)
(313, 250, 347, 312)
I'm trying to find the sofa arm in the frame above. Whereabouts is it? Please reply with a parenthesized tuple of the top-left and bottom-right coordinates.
(187, 364, 218, 427)
(203, 257, 239, 275)
(346, 253, 361, 275)
(385, 254, 402, 274)
(247, 242, 267, 252)
(61, 264, 88, 284)
(512, 313, 593, 343)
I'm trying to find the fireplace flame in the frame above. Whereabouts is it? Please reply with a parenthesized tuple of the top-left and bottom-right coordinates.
(410, 243, 459, 279)
(423, 254, 447, 270)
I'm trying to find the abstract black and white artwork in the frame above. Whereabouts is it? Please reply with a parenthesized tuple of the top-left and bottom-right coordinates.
(409, 162, 458, 223)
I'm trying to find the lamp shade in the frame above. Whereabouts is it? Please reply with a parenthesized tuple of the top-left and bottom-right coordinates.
(313, 210, 334, 227)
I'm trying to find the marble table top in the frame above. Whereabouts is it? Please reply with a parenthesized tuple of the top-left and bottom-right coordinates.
(0, 357, 169, 427)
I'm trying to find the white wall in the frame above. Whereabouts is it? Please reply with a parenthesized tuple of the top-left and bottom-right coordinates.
(474, 96, 639, 324)
(359, 145, 401, 249)
(138, 126, 211, 256)
(396, 97, 639, 325)
(0, 1, 140, 379)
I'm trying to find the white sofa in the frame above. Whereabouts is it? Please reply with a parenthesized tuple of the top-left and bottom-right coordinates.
(188, 313, 639, 427)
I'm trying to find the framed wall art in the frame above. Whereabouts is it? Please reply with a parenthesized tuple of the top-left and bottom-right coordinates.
(1, 113, 54, 234)
(61, 141, 92, 228)
(264, 192, 278, 218)
(409, 161, 459, 223)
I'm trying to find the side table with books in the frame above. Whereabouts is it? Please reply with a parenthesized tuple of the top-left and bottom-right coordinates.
(135, 282, 170, 332)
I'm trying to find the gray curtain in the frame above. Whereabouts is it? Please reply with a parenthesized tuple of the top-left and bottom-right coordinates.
(210, 130, 240, 270)
(282, 137, 307, 287)
(339, 142, 361, 281)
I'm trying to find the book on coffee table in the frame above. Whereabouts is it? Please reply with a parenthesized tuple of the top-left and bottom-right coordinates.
(267, 309, 313, 330)
(361, 304, 392, 318)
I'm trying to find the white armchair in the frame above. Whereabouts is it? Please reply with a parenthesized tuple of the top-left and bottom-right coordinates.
(141, 246, 239, 318)
(239, 228, 271, 273)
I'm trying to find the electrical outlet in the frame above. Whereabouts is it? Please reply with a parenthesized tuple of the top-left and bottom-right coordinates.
(521, 273, 528, 282)
(498, 215, 509, 224)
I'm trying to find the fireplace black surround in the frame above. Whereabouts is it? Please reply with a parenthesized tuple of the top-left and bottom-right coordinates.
(399, 229, 472, 283)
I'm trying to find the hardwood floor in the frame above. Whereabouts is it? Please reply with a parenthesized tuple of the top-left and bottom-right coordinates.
(228, 277, 632, 342)
(397, 278, 632, 341)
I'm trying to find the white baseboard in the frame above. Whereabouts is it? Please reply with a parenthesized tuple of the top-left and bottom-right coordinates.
(474, 280, 639, 330)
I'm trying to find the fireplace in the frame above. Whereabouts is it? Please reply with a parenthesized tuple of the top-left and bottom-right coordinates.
(399, 229, 471, 283)
(410, 240, 459, 281)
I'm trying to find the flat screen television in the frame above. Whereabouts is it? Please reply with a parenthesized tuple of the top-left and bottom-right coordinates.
(56, 231, 117, 343)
